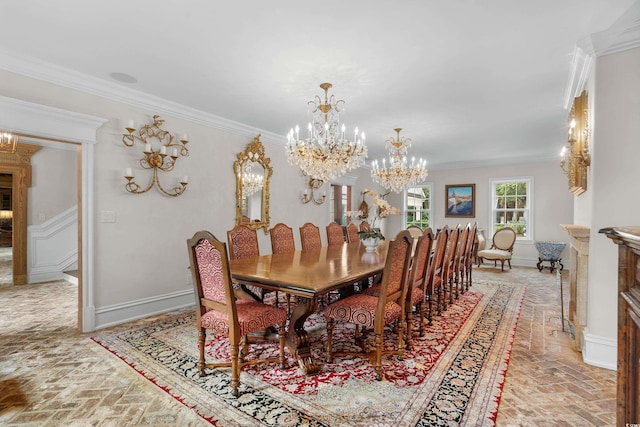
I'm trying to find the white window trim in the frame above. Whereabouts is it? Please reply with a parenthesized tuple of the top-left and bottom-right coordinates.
(404, 182, 433, 230)
(489, 177, 534, 243)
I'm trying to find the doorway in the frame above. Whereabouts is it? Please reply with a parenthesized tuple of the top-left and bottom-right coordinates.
(0, 173, 12, 286)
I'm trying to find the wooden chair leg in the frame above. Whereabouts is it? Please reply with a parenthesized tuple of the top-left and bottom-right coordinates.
(230, 344, 240, 397)
(197, 328, 206, 376)
(325, 318, 334, 363)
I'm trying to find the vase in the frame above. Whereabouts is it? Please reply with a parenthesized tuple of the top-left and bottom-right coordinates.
(361, 237, 380, 252)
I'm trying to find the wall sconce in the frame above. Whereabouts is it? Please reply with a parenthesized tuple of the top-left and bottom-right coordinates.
(122, 115, 189, 197)
(559, 90, 590, 195)
(302, 178, 326, 205)
(0, 132, 18, 154)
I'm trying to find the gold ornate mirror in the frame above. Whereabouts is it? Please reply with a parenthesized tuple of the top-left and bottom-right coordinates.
(234, 134, 272, 233)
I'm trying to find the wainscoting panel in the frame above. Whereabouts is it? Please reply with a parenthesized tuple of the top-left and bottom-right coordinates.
(27, 206, 78, 283)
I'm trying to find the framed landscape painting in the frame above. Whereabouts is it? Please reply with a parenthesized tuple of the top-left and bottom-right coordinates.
(445, 184, 475, 218)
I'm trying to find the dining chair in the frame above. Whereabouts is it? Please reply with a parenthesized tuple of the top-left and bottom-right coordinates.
(187, 230, 287, 397)
(427, 225, 449, 320)
(405, 227, 434, 348)
(451, 223, 470, 300)
(324, 230, 413, 381)
(477, 226, 517, 271)
(326, 221, 345, 246)
(299, 222, 322, 251)
(442, 225, 461, 306)
(270, 222, 295, 254)
(346, 222, 360, 243)
(227, 224, 275, 304)
(463, 222, 478, 291)
(269, 223, 296, 315)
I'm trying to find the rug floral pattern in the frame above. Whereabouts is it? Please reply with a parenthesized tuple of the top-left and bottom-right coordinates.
(92, 281, 524, 426)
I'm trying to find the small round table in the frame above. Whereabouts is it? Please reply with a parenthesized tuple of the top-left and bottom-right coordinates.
(534, 241, 566, 273)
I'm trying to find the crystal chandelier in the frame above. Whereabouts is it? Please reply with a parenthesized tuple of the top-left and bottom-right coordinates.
(371, 128, 428, 193)
(286, 83, 367, 183)
(242, 166, 264, 196)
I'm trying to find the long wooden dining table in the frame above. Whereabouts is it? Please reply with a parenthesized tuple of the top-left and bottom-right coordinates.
(229, 240, 389, 375)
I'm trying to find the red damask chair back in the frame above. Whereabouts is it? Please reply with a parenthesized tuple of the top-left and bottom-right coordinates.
(299, 222, 322, 251)
(442, 225, 461, 306)
(326, 222, 345, 246)
(324, 229, 414, 380)
(226, 224, 260, 260)
(452, 224, 470, 299)
(270, 223, 295, 254)
(187, 230, 287, 397)
(346, 222, 360, 243)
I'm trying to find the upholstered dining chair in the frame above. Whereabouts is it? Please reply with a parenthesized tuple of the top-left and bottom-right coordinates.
(346, 222, 360, 243)
(270, 222, 295, 254)
(477, 226, 517, 271)
(427, 225, 449, 320)
(451, 224, 470, 300)
(324, 230, 414, 381)
(463, 222, 478, 292)
(440, 225, 460, 306)
(269, 223, 296, 315)
(326, 221, 346, 246)
(187, 230, 287, 397)
(299, 222, 322, 251)
(405, 227, 434, 347)
(227, 224, 273, 304)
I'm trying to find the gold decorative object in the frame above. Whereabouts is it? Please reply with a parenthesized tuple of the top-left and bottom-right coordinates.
(0, 132, 18, 154)
(371, 128, 428, 193)
(560, 91, 590, 195)
(122, 115, 189, 197)
(286, 82, 367, 182)
(234, 135, 272, 233)
(301, 178, 326, 205)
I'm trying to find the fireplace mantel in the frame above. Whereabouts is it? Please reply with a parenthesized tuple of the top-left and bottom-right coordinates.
(560, 224, 590, 352)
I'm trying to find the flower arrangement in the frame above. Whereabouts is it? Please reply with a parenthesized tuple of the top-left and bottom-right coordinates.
(357, 189, 400, 241)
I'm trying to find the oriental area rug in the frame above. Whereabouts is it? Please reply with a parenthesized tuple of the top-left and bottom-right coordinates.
(91, 280, 525, 426)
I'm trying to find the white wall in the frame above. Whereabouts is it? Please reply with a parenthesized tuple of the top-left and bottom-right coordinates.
(28, 147, 77, 225)
(587, 47, 640, 346)
(384, 161, 575, 266)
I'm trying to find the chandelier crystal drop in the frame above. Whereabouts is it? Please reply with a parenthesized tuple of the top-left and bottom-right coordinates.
(286, 83, 367, 183)
(371, 128, 428, 193)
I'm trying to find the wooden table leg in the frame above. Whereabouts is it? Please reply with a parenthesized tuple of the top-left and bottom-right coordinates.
(286, 296, 319, 375)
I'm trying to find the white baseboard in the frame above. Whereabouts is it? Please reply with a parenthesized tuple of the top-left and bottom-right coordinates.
(582, 328, 617, 370)
(94, 288, 195, 330)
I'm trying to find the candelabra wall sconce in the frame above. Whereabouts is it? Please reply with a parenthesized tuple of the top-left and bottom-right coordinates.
(559, 90, 590, 195)
(122, 115, 190, 197)
(302, 178, 326, 205)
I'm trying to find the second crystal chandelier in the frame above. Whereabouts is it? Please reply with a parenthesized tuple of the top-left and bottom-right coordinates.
(371, 128, 428, 193)
(286, 83, 367, 183)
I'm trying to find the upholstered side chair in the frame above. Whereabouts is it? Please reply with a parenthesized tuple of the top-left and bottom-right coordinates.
(270, 222, 295, 254)
(427, 225, 449, 320)
(346, 222, 360, 243)
(187, 230, 287, 397)
(299, 222, 322, 251)
(324, 230, 414, 381)
(227, 224, 274, 304)
(326, 221, 345, 246)
(405, 227, 434, 347)
(477, 226, 517, 271)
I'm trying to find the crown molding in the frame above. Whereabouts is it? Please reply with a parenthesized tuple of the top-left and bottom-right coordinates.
(0, 50, 285, 146)
(564, 1, 640, 108)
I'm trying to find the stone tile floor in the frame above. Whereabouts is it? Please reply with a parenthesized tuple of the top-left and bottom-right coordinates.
(0, 266, 616, 426)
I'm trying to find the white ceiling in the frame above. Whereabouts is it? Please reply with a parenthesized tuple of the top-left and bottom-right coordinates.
(0, 0, 637, 170)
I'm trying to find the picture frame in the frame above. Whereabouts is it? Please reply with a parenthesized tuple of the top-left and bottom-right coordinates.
(445, 184, 475, 218)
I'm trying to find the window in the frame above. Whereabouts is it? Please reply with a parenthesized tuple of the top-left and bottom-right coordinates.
(405, 184, 432, 229)
(490, 177, 533, 241)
